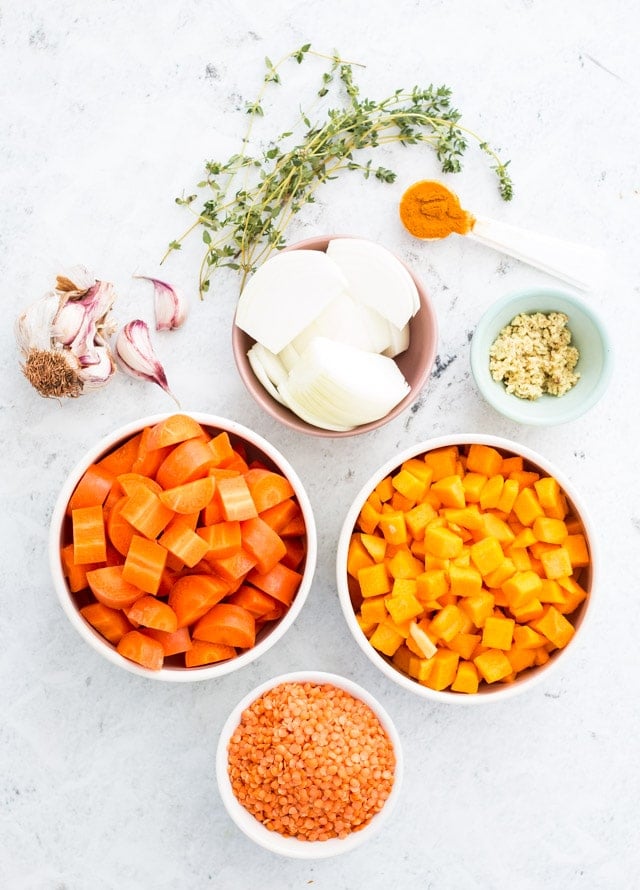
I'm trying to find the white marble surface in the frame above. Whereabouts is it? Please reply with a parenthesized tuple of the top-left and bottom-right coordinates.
(1, 2, 639, 888)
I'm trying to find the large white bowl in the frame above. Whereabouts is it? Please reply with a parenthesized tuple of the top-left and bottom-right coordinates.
(49, 413, 317, 682)
(336, 434, 596, 704)
(216, 670, 403, 858)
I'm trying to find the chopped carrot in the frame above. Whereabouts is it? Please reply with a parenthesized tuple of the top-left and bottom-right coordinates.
(115, 472, 163, 497)
(117, 630, 164, 670)
(184, 640, 236, 667)
(60, 415, 307, 671)
(258, 498, 300, 533)
(159, 517, 209, 568)
(61, 543, 95, 593)
(80, 602, 133, 644)
(119, 485, 175, 539)
(72, 505, 107, 565)
(126, 596, 178, 633)
(144, 414, 205, 451)
(226, 584, 281, 618)
(168, 574, 230, 627)
(208, 431, 236, 466)
(106, 496, 136, 556)
(130, 425, 174, 477)
(121, 534, 168, 595)
(247, 561, 302, 607)
(197, 521, 242, 560)
(156, 436, 216, 489)
(86, 565, 144, 610)
(244, 467, 295, 512)
(240, 517, 287, 574)
(192, 603, 256, 649)
(208, 549, 257, 585)
(67, 464, 114, 514)
(158, 476, 216, 514)
(97, 432, 143, 475)
(216, 475, 258, 521)
(143, 625, 192, 656)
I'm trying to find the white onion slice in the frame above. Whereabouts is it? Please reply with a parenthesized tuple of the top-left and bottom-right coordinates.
(287, 336, 411, 427)
(235, 249, 349, 353)
(382, 321, 411, 358)
(326, 238, 420, 329)
(246, 344, 286, 405)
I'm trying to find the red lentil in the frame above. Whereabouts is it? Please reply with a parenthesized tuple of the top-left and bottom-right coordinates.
(227, 681, 396, 841)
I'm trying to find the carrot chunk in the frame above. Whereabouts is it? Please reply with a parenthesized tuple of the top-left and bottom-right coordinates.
(72, 505, 107, 565)
(117, 630, 164, 670)
(192, 603, 256, 649)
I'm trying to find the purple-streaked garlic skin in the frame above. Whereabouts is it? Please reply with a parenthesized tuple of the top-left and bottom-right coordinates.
(134, 275, 188, 331)
(115, 319, 177, 403)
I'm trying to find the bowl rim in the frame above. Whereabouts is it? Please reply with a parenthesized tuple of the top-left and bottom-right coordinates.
(470, 286, 613, 426)
(336, 433, 597, 705)
(231, 233, 439, 438)
(49, 412, 317, 682)
(215, 669, 404, 858)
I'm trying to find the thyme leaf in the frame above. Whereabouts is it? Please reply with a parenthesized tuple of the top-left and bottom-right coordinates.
(167, 45, 513, 298)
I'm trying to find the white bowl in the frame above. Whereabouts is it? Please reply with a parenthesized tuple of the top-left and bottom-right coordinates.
(49, 413, 317, 682)
(216, 670, 403, 858)
(336, 434, 595, 704)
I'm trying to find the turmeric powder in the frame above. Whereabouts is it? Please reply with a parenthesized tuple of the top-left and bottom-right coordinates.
(399, 180, 475, 239)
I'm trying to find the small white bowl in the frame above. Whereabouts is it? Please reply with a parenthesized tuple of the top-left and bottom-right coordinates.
(336, 435, 596, 704)
(470, 287, 613, 425)
(49, 413, 317, 682)
(216, 670, 403, 858)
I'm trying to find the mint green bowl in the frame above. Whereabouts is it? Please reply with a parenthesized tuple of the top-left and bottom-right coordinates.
(470, 287, 613, 426)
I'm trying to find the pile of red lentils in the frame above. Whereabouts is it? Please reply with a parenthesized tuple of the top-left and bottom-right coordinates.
(227, 681, 396, 841)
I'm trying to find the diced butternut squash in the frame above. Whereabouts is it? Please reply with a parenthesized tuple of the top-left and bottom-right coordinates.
(349, 443, 590, 694)
(451, 661, 479, 694)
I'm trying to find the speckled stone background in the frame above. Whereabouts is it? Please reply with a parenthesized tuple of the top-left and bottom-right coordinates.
(1, 2, 638, 888)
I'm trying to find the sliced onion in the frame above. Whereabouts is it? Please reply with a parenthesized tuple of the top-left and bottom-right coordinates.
(246, 344, 286, 405)
(326, 238, 420, 329)
(287, 337, 411, 427)
(235, 249, 348, 353)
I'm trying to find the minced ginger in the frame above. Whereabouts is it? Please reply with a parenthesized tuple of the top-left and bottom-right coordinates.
(489, 311, 580, 400)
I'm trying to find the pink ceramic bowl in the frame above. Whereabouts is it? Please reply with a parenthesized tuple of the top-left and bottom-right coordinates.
(232, 235, 438, 438)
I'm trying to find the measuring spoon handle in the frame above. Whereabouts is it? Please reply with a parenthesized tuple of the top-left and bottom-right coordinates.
(468, 215, 605, 292)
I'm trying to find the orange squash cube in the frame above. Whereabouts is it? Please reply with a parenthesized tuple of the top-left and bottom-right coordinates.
(473, 648, 513, 683)
(482, 615, 515, 650)
(451, 660, 479, 694)
(470, 536, 504, 575)
(357, 562, 392, 598)
(424, 648, 459, 690)
(530, 605, 576, 649)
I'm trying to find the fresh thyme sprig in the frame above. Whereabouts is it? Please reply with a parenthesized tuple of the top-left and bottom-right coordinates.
(165, 45, 513, 298)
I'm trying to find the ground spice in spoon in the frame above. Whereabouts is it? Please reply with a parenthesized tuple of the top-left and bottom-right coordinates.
(399, 179, 475, 239)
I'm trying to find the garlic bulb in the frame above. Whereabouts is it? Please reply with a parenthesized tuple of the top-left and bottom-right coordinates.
(115, 319, 178, 404)
(16, 269, 118, 399)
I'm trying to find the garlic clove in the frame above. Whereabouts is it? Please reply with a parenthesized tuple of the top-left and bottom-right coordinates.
(78, 344, 117, 390)
(115, 319, 178, 404)
(133, 275, 188, 331)
(53, 300, 85, 345)
(69, 280, 117, 365)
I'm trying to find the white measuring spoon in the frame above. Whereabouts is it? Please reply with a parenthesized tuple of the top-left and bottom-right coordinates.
(466, 215, 606, 292)
(400, 181, 605, 292)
